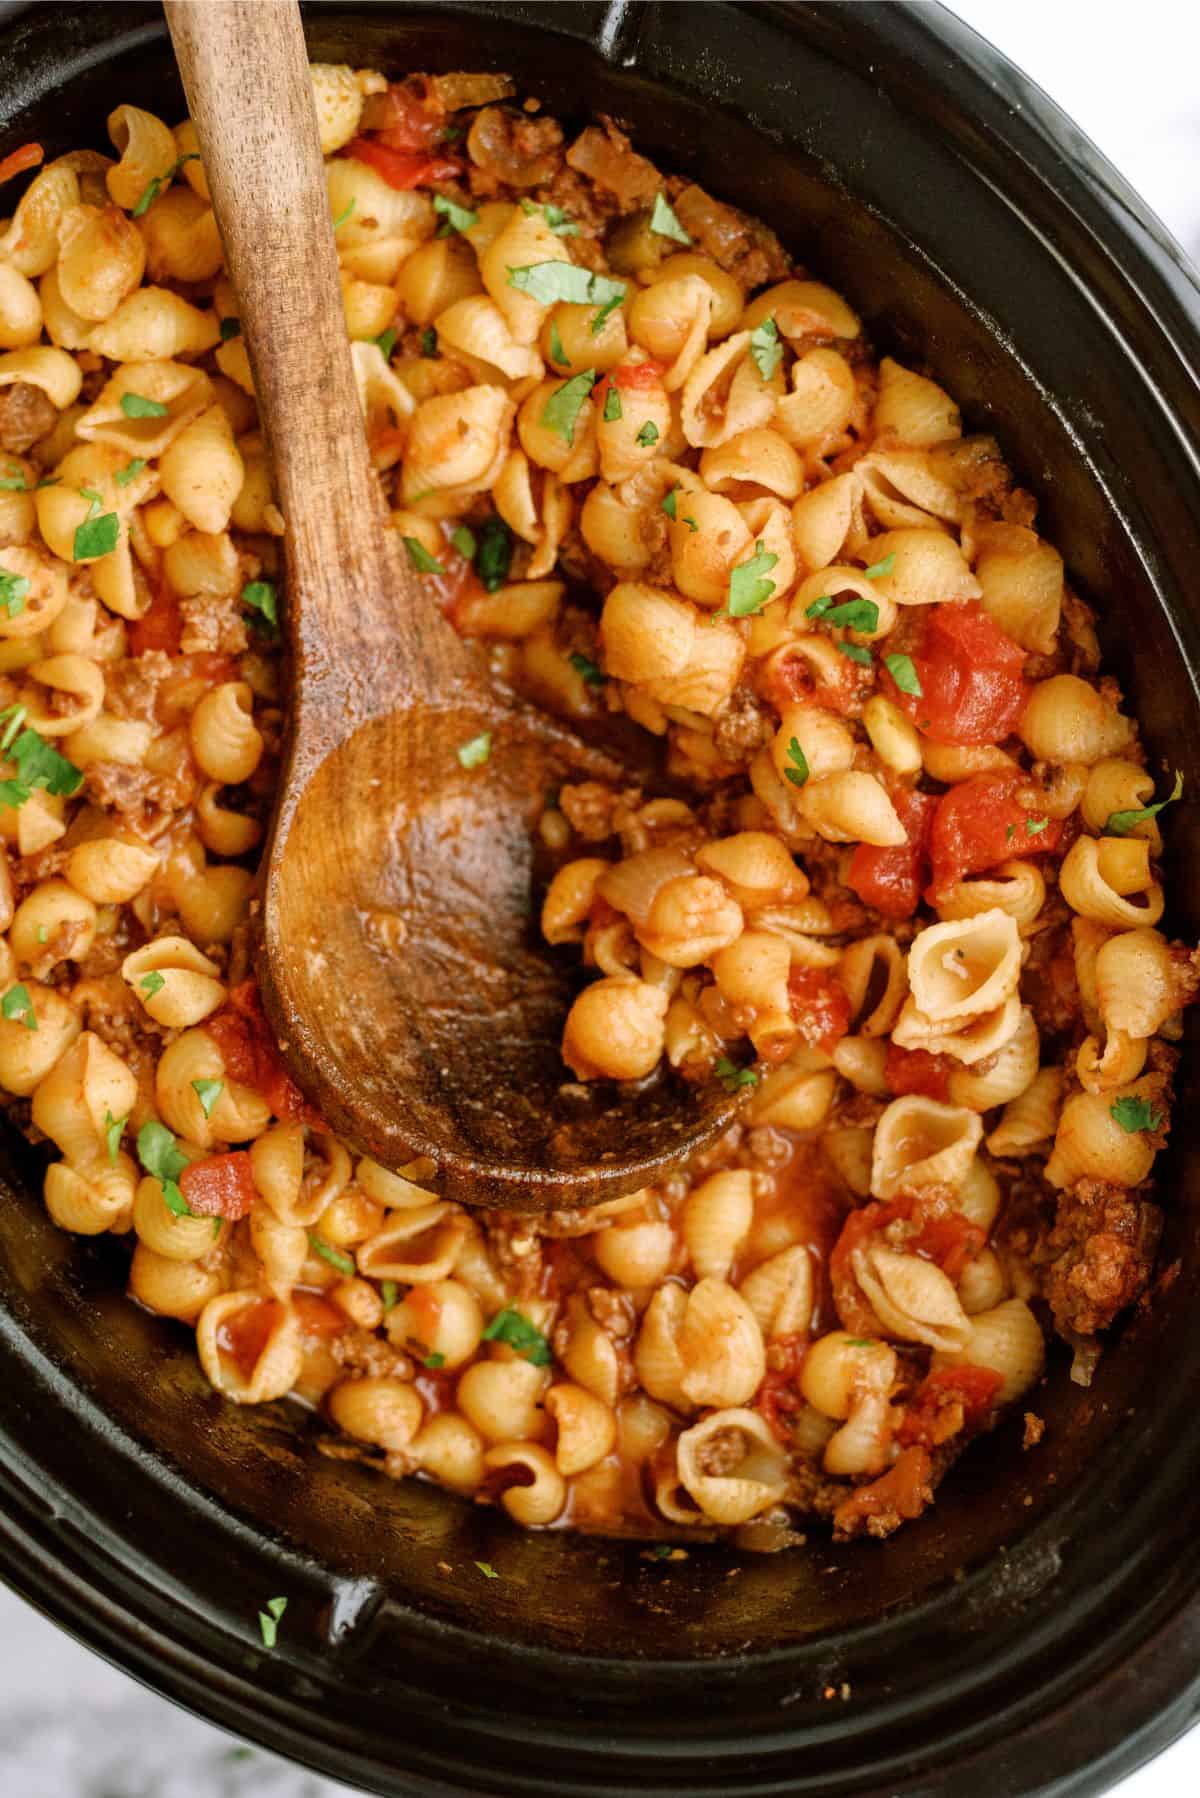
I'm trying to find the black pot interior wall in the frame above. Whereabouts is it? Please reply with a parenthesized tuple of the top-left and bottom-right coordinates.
(0, 3, 1198, 1793)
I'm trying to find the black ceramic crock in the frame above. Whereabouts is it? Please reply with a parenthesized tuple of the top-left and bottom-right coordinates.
(0, 4, 1199, 1794)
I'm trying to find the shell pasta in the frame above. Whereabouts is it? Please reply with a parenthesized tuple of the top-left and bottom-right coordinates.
(0, 64, 1193, 1552)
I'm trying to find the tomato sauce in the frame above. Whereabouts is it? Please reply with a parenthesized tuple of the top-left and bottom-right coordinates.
(882, 602, 1028, 745)
(884, 1042, 955, 1102)
(217, 1297, 283, 1381)
(205, 979, 323, 1126)
(345, 137, 462, 191)
(787, 967, 852, 1051)
(830, 1197, 986, 1334)
(832, 1444, 933, 1533)
(756, 1332, 809, 1443)
(896, 1365, 1004, 1448)
(178, 1151, 258, 1220)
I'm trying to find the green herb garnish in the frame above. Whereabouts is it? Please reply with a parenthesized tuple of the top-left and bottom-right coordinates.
(219, 316, 241, 341)
(636, 420, 659, 448)
(457, 731, 492, 770)
(423, 1352, 446, 1369)
(241, 579, 278, 636)
(257, 1596, 287, 1649)
(0, 568, 30, 617)
(507, 264, 626, 314)
(1025, 816, 1050, 837)
(73, 509, 119, 560)
(481, 1304, 552, 1366)
(104, 1109, 126, 1164)
(864, 552, 896, 580)
(191, 1078, 223, 1119)
(602, 384, 622, 424)
(476, 517, 512, 592)
(715, 1055, 759, 1094)
(115, 457, 147, 488)
(540, 368, 597, 445)
(308, 1232, 356, 1277)
(836, 639, 874, 666)
(723, 541, 778, 618)
(784, 736, 809, 788)
(137, 1119, 191, 1216)
(403, 536, 444, 575)
(807, 595, 879, 633)
(749, 315, 782, 382)
(475, 1561, 499, 1579)
(1109, 1095, 1162, 1135)
(450, 524, 477, 562)
(0, 465, 27, 492)
(332, 197, 356, 230)
(420, 326, 438, 358)
(884, 653, 922, 697)
(649, 192, 691, 245)
(569, 652, 606, 687)
(548, 320, 568, 367)
(139, 970, 166, 998)
(0, 723, 83, 809)
(380, 1280, 399, 1312)
(373, 326, 397, 359)
(433, 192, 479, 236)
(662, 486, 678, 520)
(130, 152, 200, 219)
(1, 983, 35, 1030)
(520, 198, 578, 237)
(1106, 770, 1183, 837)
(120, 392, 169, 420)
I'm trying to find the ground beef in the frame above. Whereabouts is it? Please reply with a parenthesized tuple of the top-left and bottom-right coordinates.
(713, 686, 773, 765)
(105, 652, 173, 722)
(559, 779, 632, 842)
(179, 593, 250, 656)
(671, 183, 790, 290)
(1023, 1411, 1045, 1449)
(1042, 1177, 1162, 1336)
(0, 381, 56, 454)
(332, 1333, 414, 1382)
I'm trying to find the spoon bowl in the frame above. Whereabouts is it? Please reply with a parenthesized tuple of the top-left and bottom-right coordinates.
(166, 0, 735, 1208)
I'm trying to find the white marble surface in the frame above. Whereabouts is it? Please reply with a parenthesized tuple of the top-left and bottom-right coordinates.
(3, 5, 1199, 1795)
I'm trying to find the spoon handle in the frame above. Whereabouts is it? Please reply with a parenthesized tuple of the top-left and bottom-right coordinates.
(165, 0, 401, 703)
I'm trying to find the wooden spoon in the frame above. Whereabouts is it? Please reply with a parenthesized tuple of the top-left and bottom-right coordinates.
(165, 0, 735, 1210)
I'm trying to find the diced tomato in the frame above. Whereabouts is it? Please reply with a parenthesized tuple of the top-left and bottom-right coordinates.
(178, 1151, 258, 1221)
(884, 1042, 955, 1102)
(832, 1444, 933, 1534)
(609, 360, 667, 391)
(882, 602, 1028, 745)
(763, 651, 864, 718)
(345, 137, 462, 191)
(846, 787, 936, 920)
(0, 142, 42, 187)
(291, 1290, 347, 1338)
(830, 1196, 985, 1334)
(128, 578, 183, 657)
(927, 770, 1063, 900)
(206, 978, 323, 1126)
(896, 1365, 1004, 1448)
(787, 967, 851, 1052)
(756, 1332, 809, 1443)
(217, 1297, 283, 1380)
(368, 78, 447, 153)
(435, 549, 490, 628)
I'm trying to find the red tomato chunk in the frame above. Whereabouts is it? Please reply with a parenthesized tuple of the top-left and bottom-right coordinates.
(206, 979, 323, 1126)
(882, 602, 1028, 745)
(788, 967, 851, 1051)
(345, 137, 461, 191)
(884, 1042, 955, 1102)
(367, 78, 447, 153)
(179, 1150, 258, 1220)
(609, 359, 667, 391)
(927, 770, 1062, 900)
(846, 788, 936, 920)
(896, 1365, 1005, 1448)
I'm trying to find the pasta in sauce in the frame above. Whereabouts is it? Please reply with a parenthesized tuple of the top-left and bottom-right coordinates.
(1, 66, 1194, 1548)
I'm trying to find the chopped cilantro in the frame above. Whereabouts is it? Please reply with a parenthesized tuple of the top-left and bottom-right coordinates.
(807, 594, 878, 633)
(403, 536, 444, 575)
(257, 1595, 287, 1648)
(476, 517, 512, 591)
(423, 1352, 446, 1369)
(137, 1119, 191, 1216)
(475, 1561, 499, 1579)
(1106, 770, 1183, 836)
(1025, 816, 1050, 837)
(450, 524, 477, 562)
(0, 724, 83, 809)
(481, 1304, 552, 1366)
(115, 456, 146, 487)
(837, 639, 874, 666)
(433, 192, 479, 236)
(120, 392, 168, 420)
(191, 1077, 223, 1118)
(1, 983, 35, 1030)
(506, 263, 626, 313)
(520, 198, 578, 236)
(649, 192, 691, 245)
(332, 197, 355, 230)
(373, 326, 397, 359)
(864, 552, 896, 580)
(241, 579, 278, 636)
(130, 152, 199, 219)
(662, 486, 678, 520)
(1109, 1095, 1162, 1135)
(419, 325, 438, 358)
(73, 509, 119, 561)
(104, 1109, 126, 1164)
(139, 970, 166, 998)
(784, 736, 809, 788)
(1005, 823, 1016, 843)
(602, 384, 622, 424)
(548, 320, 568, 367)
(715, 1055, 759, 1093)
(569, 652, 606, 687)
(884, 652, 922, 696)
(380, 1280, 399, 1312)
(724, 541, 779, 618)
(0, 465, 26, 491)
(681, 514, 699, 533)
(308, 1232, 355, 1277)
(540, 368, 597, 446)
(647, 1543, 674, 1561)
(0, 567, 30, 617)
(749, 315, 782, 382)
(636, 420, 659, 448)
(219, 316, 241, 340)
(457, 731, 492, 770)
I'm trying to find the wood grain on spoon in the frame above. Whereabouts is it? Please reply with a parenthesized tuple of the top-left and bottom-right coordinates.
(164, 0, 735, 1209)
